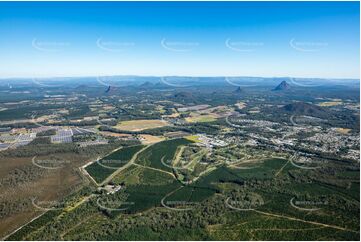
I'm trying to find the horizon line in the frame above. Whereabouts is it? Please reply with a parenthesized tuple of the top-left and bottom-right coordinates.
(0, 74, 359, 81)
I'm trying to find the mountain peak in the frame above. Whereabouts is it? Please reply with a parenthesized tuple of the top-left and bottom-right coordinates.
(234, 86, 243, 93)
(273, 81, 290, 91)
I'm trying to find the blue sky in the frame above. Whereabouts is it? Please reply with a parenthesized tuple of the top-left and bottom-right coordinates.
(0, 1, 359, 78)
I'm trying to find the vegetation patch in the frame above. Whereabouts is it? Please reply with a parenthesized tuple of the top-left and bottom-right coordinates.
(135, 138, 193, 172)
(123, 182, 181, 213)
(85, 145, 144, 183)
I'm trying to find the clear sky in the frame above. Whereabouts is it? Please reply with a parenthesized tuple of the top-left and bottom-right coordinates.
(0, 1, 359, 79)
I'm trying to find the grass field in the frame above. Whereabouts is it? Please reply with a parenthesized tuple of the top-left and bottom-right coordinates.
(164, 166, 245, 209)
(184, 135, 201, 143)
(113, 165, 175, 186)
(139, 134, 165, 144)
(123, 182, 181, 213)
(112, 165, 143, 185)
(229, 158, 290, 179)
(135, 138, 193, 173)
(185, 114, 217, 123)
(114, 119, 169, 131)
(317, 101, 343, 107)
(85, 145, 144, 183)
(110, 160, 180, 213)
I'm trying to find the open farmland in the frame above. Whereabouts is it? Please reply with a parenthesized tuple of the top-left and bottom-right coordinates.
(185, 113, 218, 123)
(85, 145, 145, 184)
(184, 106, 233, 123)
(139, 134, 165, 144)
(317, 101, 343, 107)
(135, 138, 193, 173)
(114, 120, 169, 131)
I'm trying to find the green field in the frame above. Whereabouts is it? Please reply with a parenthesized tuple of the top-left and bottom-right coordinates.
(229, 158, 290, 179)
(123, 182, 181, 213)
(85, 145, 144, 183)
(135, 138, 193, 172)
(110, 164, 181, 213)
(102, 139, 196, 213)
